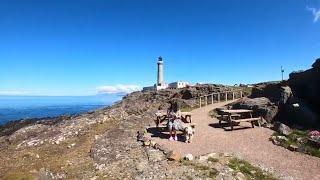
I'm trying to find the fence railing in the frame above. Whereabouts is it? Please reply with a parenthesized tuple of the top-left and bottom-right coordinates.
(198, 91, 243, 108)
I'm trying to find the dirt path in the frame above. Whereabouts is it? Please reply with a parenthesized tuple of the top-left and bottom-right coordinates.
(147, 101, 320, 180)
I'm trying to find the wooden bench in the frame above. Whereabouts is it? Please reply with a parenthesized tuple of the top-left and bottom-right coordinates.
(155, 111, 192, 129)
(155, 112, 168, 128)
(217, 114, 240, 120)
(180, 112, 192, 123)
(227, 117, 261, 130)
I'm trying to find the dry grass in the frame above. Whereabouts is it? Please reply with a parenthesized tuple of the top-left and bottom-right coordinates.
(0, 121, 115, 179)
(228, 158, 277, 180)
(180, 160, 218, 179)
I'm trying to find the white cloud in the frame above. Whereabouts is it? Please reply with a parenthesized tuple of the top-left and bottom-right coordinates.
(307, 7, 320, 22)
(96, 84, 141, 94)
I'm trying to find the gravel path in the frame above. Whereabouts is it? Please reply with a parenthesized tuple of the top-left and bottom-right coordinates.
(148, 101, 320, 180)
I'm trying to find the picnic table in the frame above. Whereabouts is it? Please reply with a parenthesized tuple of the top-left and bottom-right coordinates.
(155, 111, 192, 128)
(217, 109, 261, 131)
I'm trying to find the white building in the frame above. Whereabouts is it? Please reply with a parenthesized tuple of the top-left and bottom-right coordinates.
(168, 81, 189, 89)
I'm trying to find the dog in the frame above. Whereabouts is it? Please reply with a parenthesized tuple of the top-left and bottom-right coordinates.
(183, 124, 196, 143)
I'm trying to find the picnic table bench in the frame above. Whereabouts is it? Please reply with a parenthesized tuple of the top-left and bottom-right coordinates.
(217, 109, 261, 131)
(155, 111, 192, 128)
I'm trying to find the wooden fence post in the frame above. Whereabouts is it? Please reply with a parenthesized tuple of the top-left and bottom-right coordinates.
(225, 92, 228, 102)
(211, 94, 214, 104)
(218, 93, 220, 102)
(240, 91, 243, 98)
(232, 92, 235, 100)
(199, 97, 201, 108)
(205, 96, 208, 106)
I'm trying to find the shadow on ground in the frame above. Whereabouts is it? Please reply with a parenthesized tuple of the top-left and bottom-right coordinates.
(209, 122, 252, 131)
(147, 126, 186, 142)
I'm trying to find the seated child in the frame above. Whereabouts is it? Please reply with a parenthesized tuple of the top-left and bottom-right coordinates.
(167, 110, 184, 141)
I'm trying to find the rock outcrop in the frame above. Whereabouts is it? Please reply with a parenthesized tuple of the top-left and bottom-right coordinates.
(275, 122, 292, 136)
(244, 59, 320, 127)
(0, 84, 254, 179)
(289, 58, 320, 119)
(232, 97, 278, 123)
(250, 82, 283, 102)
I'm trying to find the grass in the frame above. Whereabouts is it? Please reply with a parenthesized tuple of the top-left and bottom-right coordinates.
(207, 157, 219, 163)
(180, 160, 218, 178)
(272, 129, 320, 158)
(209, 109, 218, 118)
(228, 158, 277, 180)
(2, 172, 34, 180)
(241, 87, 253, 97)
(181, 160, 209, 170)
(181, 106, 196, 112)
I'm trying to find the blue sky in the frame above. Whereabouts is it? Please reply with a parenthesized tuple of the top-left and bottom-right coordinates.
(0, 0, 319, 96)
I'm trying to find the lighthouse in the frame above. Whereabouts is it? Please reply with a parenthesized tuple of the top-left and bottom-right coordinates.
(157, 56, 164, 86)
(142, 56, 188, 91)
(155, 56, 168, 90)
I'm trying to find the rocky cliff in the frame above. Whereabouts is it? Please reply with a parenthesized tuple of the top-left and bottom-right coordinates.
(0, 84, 248, 179)
(232, 58, 320, 128)
(289, 58, 320, 116)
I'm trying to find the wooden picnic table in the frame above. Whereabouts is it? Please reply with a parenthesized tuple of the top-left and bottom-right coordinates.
(155, 111, 192, 128)
(220, 109, 253, 114)
(217, 109, 261, 131)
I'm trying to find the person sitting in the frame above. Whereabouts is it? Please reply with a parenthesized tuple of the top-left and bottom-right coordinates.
(167, 110, 183, 141)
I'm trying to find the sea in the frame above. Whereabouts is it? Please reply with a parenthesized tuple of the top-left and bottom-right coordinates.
(0, 94, 122, 125)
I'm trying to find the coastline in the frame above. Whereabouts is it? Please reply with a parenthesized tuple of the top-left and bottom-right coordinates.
(0, 104, 107, 125)
(0, 94, 123, 126)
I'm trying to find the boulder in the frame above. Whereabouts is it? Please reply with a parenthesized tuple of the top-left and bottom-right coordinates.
(276, 136, 288, 142)
(167, 151, 181, 161)
(271, 138, 280, 146)
(279, 86, 293, 105)
(235, 172, 246, 180)
(180, 89, 197, 99)
(184, 154, 194, 161)
(288, 144, 298, 151)
(232, 97, 278, 122)
(199, 153, 218, 162)
(150, 140, 157, 147)
(143, 140, 151, 146)
(276, 123, 292, 136)
(250, 83, 282, 102)
(136, 131, 145, 141)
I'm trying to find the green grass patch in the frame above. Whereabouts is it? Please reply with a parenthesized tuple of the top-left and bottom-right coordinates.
(181, 160, 209, 170)
(209, 109, 218, 118)
(181, 106, 196, 112)
(207, 157, 219, 163)
(228, 158, 277, 180)
(305, 145, 320, 157)
(180, 160, 218, 178)
(241, 87, 253, 97)
(272, 129, 320, 158)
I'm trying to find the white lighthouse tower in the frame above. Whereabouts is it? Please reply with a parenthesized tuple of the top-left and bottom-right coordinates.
(156, 56, 168, 91)
(157, 56, 164, 85)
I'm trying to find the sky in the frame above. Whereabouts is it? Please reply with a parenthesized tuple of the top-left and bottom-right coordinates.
(0, 0, 319, 96)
